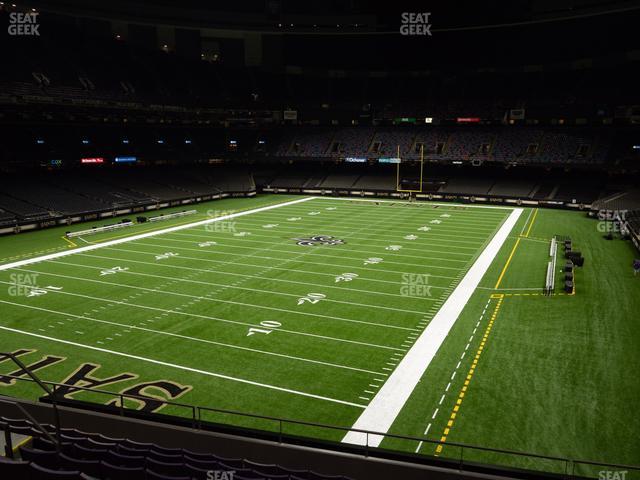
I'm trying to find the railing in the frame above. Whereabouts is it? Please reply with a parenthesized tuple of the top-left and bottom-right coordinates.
(0, 363, 639, 479)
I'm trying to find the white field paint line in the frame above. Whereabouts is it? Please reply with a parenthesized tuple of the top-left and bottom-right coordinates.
(416, 297, 493, 449)
(171, 229, 482, 253)
(0, 324, 366, 409)
(82, 250, 462, 282)
(313, 197, 515, 210)
(0, 298, 402, 353)
(414, 423, 433, 453)
(7, 271, 420, 333)
(260, 201, 509, 217)
(250, 216, 500, 236)
(251, 209, 504, 228)
(45, 260, 443, 309)
(193, 224, 487, 247)
(519, 208, 534, 236)
(0, 196, 316, 272)
(432, 408, 439, 420)
(132, 240, 471, 267)
(0, 299, 383, 375)
(341, 207, 523, 446)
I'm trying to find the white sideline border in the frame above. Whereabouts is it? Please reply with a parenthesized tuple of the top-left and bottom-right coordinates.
(342, 207, 523, 447)
(0, 196, 315, 272)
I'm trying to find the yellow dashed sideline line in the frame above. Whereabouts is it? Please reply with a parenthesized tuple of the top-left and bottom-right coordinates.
(435, 295, 504, 455)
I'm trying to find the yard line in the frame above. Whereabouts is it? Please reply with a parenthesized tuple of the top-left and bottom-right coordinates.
(272, 201, 510, 217)
(21, 265, 437, 315)
(312, 197, 514, 211)
(252, 211, 502, 232)
(206, 222, 488, 246)
(0, 196, 317, 272)
(0, 299, 383, 375)
(64, 254, 452, 299)
(131, 240, 471, 266)
(8, 270, 423, 331)
(0, 324, 366, 409)
(0, 295, 404, 352)
(47, 259, 452, 303)
(78, 251, 462, 283)
(104, 245, 463, 273)
(341, 207, 523, 447)
(168, 231, 479, 255)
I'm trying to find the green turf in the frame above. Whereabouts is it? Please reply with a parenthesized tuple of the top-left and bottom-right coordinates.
(0, 195, 638, 477)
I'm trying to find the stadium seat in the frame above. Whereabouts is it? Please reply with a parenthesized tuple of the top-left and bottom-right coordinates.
(184, 463, 211, 480)
(148, 449, 184, 464)
(106, 450, 146, 468)
(184, 455, 221, 471)
(243, 459, 289, 476)
(58, 453, 102, 478)
(70, 444, 108, 462)
(116, 444, 150, 457)
(28, 462, 83, 480)
(19, 446, 60, 469)
(151, 445, 183, 457)
(146, 457, 187, 477)
(100, 460, 146, 480)
(146, 469, 191, 480)
(120, 438, 154, 450)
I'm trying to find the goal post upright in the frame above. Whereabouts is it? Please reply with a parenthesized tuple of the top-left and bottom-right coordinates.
(396, 143, 424, 193)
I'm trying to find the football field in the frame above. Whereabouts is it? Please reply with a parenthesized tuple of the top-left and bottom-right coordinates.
(0, 194, 638, 478)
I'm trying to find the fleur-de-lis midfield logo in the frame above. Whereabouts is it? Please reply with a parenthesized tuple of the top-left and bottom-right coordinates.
(294, 235, 345, 246)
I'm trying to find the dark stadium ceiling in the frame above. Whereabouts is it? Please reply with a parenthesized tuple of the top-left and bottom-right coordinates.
(16, 0, 640, 32)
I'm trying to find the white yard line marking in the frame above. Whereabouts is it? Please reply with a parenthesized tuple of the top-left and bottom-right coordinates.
(0, 324, 366, 409)
(314, 197, 514, 210)
(57, 255, 451, 299)
(341, 208, 523, 447)
(162, 232, 477, 257)
(131, 240, 470, 267)
(519, 208, 534, 236)
(0, 297, 402, 352)
(40, 261, 443, 311)
(189, 223, 487, 247)
(6, 272, 420, 332)
(0, 196, 317, 272)
(0, 299, 382, 375)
